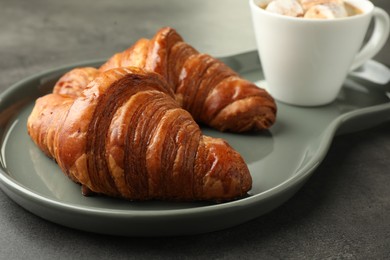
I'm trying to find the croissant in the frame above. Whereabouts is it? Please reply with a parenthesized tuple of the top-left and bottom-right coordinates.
(27, 67, 252, 201)
(99, 27, 277, 132)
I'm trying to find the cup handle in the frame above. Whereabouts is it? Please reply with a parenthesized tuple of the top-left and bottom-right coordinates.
(350, 7, 390, 71)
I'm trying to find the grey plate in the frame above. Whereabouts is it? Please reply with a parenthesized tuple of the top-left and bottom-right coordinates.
(0, 51, 389, 237)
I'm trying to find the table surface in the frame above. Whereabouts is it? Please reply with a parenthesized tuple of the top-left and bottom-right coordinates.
(1, 0, 389, 259)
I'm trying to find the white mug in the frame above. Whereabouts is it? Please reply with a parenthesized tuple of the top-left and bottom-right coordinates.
(249, 0, 390, 106)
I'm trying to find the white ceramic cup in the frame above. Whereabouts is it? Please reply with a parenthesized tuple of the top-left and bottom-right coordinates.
(249, 0, 390, 106)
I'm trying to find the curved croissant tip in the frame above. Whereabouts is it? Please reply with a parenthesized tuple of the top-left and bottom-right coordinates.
(199, 136, 252, 201)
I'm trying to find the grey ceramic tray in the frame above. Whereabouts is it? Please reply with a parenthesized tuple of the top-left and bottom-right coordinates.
(0, 51, 389, 237)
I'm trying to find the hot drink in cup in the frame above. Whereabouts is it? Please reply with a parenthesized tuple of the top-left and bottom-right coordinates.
(249, 0, 390, 106)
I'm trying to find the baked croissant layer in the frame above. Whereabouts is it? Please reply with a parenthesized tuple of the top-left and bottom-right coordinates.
(27, 27, 278, 201)
(100, 27, 277, 132)
(27, 67, 252, 201)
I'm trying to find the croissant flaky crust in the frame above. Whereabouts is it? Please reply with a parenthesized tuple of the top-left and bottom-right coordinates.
(27, 67, 252, 201)
(27, 27, 278, 201)
(100, 27, 277, 132)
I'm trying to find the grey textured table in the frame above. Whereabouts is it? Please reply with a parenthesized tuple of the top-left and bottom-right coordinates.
(1, 0, 389, 259)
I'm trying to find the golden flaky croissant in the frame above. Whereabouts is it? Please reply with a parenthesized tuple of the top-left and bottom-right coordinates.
(27, 67, 252, 201)
(100, 27, 276, 132)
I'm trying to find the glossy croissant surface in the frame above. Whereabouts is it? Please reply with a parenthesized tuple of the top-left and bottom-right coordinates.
(100, 27, 277, 132)
(27, 67, 252, 201)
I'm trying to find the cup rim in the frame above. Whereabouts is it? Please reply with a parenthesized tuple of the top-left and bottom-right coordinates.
(249, 0, 374, 22)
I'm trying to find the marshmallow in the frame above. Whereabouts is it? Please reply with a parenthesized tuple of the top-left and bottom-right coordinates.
(265, 0, 304, 17)
(304, 2, 348, 19)
(299, 0, 344, 11)
(257, 0, 274, 9)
